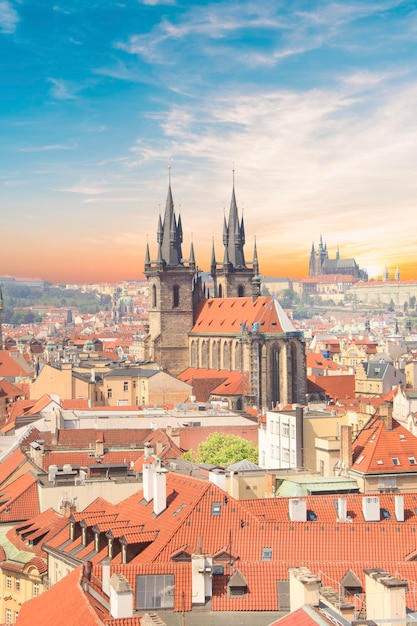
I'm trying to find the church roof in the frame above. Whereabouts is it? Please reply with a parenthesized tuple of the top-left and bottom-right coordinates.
(191, 296, 299, 336)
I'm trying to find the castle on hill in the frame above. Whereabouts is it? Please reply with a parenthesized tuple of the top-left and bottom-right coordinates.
(308, 235, 368, 281)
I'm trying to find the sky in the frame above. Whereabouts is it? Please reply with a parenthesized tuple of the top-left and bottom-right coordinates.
(1, 0, 417, 284)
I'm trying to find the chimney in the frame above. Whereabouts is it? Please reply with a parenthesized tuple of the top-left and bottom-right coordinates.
(362, 496, 380, 522)
(101, 557, 111, 597)
(395, 495, 404, 522)
(95, 433, 104, 458)
(83, 561, 92, 582)
(364, 568, 408, 625)
(289, 567, 320, 612)
(289, 498, 307, 522)
(337, 497, 347, 521)
(143, 460, 154, 502)
(340, 425, 352, 472)
(153, 464, 167, 516)
(144, 442, 154, 460)
(110, 573, 133, 619)
(379, 404, 393, 431)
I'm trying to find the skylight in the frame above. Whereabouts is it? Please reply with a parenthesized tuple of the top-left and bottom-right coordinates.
(392, 457, 400, 466)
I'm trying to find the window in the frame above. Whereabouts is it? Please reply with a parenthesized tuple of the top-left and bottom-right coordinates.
(392, 457, 400, 466)
(211, 502, 222, 516)
(5, 609, 11, 624)
(409, 457, 416, 465)
(107, 389, 112, 399)
(381, 508, 391, 520)
(282, 423, 289, 437)
(14, 613, 19, 622)
(33, 582, 39, 597)
(15, 578, 20, 591)
(136, 574, 174, 610)
(123, 381, 129, 391)
(173, 285, 180, 308)
(6, 576, 11, 589)
(133, 380, 137, 389)
(270, 445, 274, 460)
(262, 547, 272, 561)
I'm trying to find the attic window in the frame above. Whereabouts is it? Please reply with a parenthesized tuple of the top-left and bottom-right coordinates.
(381, 508, 391, 520)
(356, 455, 364, 465)
(172, 503, 186, 517)
(211, 502, 222, 516)
(377, 460, 383, 465)
(307, 510, 317, 521)
(261, 547, 272, 561)
(392, 457, 400, 466)
(410, 457, 417, 465)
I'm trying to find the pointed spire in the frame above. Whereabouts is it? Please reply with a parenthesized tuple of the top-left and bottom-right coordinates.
(223, 170, 246, 268)
(253, 237, 259, 275)
(210, 237, 217, 274)
(158, 169, 183, 266)
(189, 241, 195, 268)
(157, 214, 163, 245)
(144, 240, 151, 270)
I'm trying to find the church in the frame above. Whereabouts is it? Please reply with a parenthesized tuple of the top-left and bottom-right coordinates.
(143, 178, 306, 412)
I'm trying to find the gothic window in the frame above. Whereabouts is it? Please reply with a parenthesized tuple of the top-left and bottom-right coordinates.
(238, 284, 245, 297)
(191, 340, 198, 368)
(234, 341, 242, 371)
(290, 342, 298, 403)
(212, 341, 220, 369)
(201, 341, 208, 368)
(173, 285, 180, 308)
(152, 284, 157, 308)
(271, 345, 280, 407)
(223, 341, 231, 370)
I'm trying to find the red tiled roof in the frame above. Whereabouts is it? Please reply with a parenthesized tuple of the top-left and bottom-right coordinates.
(307, 374, 355, 402)
(191, 296, 295, 335)
(16, 566, 107, 625)
(0, 471, 40, 523)
(351, 415, 417, 474)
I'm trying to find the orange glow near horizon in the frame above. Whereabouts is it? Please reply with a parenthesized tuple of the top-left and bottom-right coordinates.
(2, 247, 416, 285)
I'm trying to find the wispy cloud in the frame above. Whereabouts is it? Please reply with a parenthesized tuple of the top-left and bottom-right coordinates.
(18, 143, 77, 152)
(0, 0, 18, 34)
(48, 78, 80, 100)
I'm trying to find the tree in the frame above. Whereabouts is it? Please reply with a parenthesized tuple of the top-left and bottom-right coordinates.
(183, 432, 258, 466)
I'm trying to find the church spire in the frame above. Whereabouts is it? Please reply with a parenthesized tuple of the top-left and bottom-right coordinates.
(223, 170, 246, 268)
(158, 169, 183, 266)
(252, 238, 261, 300)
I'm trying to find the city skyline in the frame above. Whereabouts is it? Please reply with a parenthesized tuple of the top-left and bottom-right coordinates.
(2, 1, 417, 284)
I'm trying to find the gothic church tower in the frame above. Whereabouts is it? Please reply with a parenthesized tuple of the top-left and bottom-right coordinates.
(211, 177, 258, 298)
(143, 176, 202, 375)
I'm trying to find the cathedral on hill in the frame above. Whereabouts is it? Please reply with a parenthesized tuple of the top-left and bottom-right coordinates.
(143, 178, 306, 412)
(308, 235, 368, 281)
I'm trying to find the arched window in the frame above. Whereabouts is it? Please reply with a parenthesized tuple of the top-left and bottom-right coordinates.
(201, 341, 208, 368)
(152, 284, 157, 308)
(212, 341, 220, 369)
(238, 285, 245, 297)
(290, 342, 298, 404)
(271, 345, 280, 408)
(191, 341, 198, 368)
(223, 341, 231, 370)
(173, 285, 180, 308)
(234, 341, 242, 371)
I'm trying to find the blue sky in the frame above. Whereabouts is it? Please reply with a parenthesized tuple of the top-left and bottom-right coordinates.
(1, 0, 417, 283)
